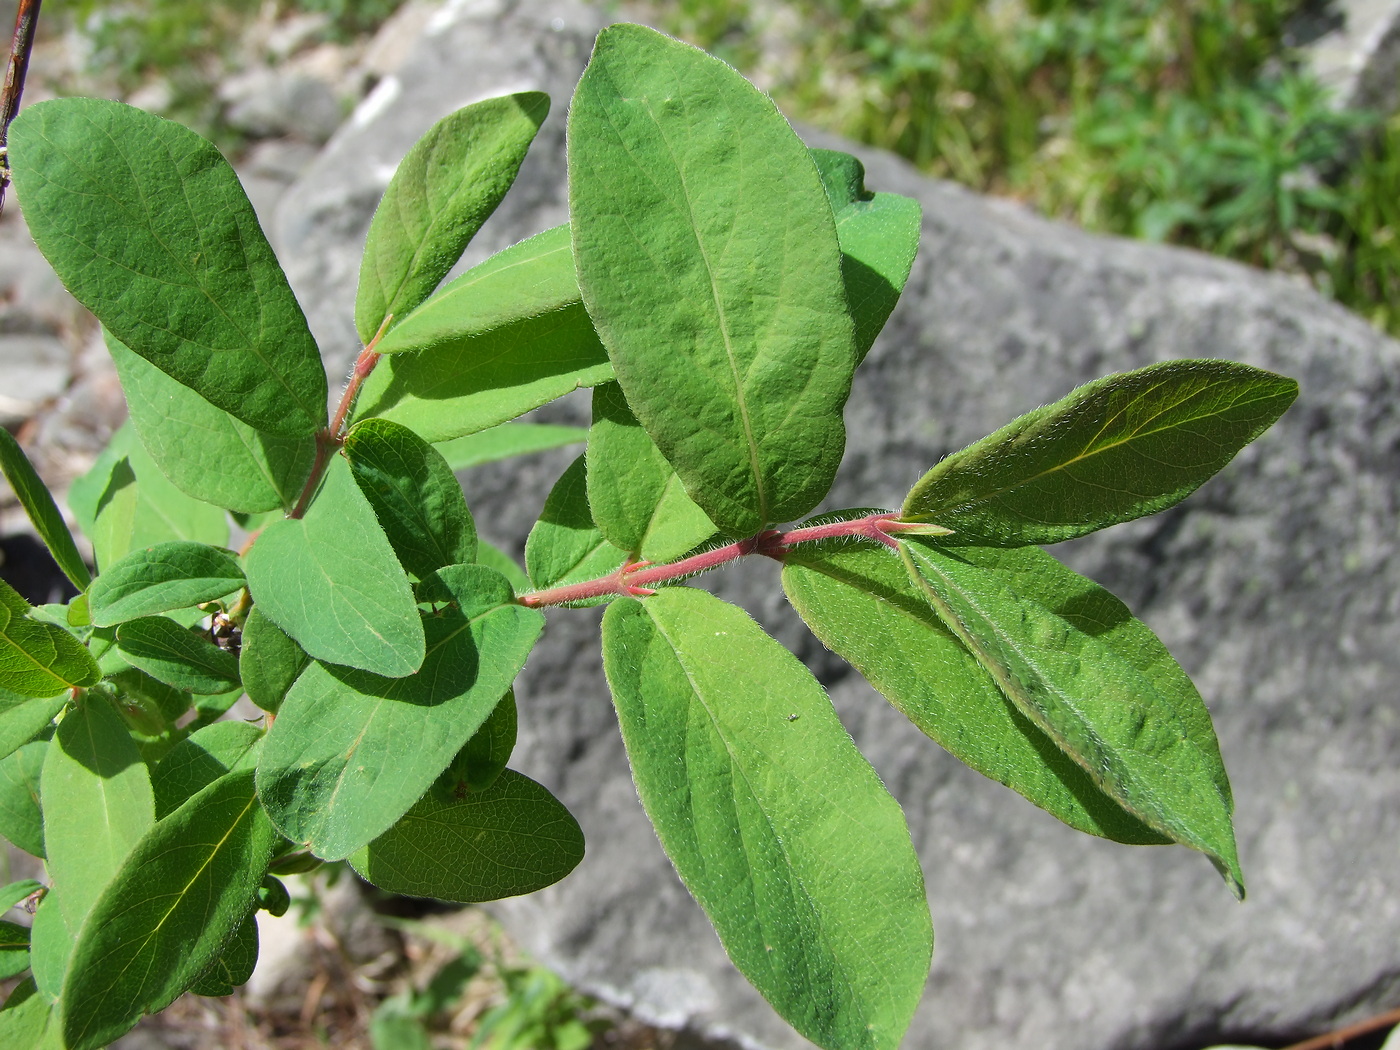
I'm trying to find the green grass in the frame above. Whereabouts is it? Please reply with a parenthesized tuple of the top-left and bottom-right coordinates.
(658, 0, 1400, 335)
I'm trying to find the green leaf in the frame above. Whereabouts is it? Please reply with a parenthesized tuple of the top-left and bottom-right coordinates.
(239, 607, 310, 713)
(901, 360, 1300, 545)
(374, 222, 577, 355)
(0, 977, 54, 1049)
(60, 768, 277, 1050)
(434, 422, 587, 471)
(0, 880, 43, 914)
(474, 540, 529, 595)
(115, 616, 241, 694)
(586, 382, 716, 562)
(0, 579, 101, 697)
(107, 332, 315, 514)
(356, 92, 550, 343)
(900, 538, 1243, 895)
(569, 25, 856, 537)
(188, 913, 258, 997)
(0, 919, 30, 979)
(257, 565, 543, 860)
(88, 541, 244, 627)
(0, 740, 47, 857)
(782, 539, 1165, 843)
(9, 98, 328, 437)
(524, 456, 626, 599)
(40, 697, 155, 934)
(354, 300, 613, 445)
(349, 768, 582, 903)
(0, 429, 89, 590)
(434, 687, 516, 795)
(152, 720, 263, 819)
(108, 667, 192, 731)
(67, 425, 229, 572)
(0, 695, 65, 764)
(345, 418, 477, 577)
(28, 887, 73, 1003)
(244, 454, 425, 678)
(601, 587, 930, 1050)
(810, 149, 921, 364)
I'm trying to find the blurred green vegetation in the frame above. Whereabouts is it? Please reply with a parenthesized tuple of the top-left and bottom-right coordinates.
(659, 0, 1400, 335)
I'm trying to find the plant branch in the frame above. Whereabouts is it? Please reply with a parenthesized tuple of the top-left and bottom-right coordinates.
(1282, 1006, 1400, 1050)
(0, 0, 42, 215)
(287, 318, 392, 520)
(518, 511, 942, 608)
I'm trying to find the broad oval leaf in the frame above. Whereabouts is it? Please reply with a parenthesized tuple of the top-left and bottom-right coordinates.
(899, 538, 1243, 895)
(152, 720, 263, 819)
(88, 541, 244, 627)
(345, 418, 477, 578)
(40, 697, 155, 934)
(356, 92, 551, 343)
(811, 149, 921, 364)
(0, 977, 53, 1047)
(782, 538, 1165, 843)
(244, 454, 425, 678)
(238, 607, 309, 714)
(901, 360, 1299, 545)
(188, 912, 259, 997)
(586, 382, 716, 562)
(256, 565, 543, 860)
(0, 428, 89, 590)
(601, 587, 930, 1050)
(436, 687, 517, 795)
(115, 616, 241, 694)
(0, 579, 100, 697)
(524, 456, 626, 601)
(60, 769, 277, 1050)
(9, 99, 327, 437)
(107, 333, 315, 514)
(349, 768, 582, 903)
(0, 694, 66, 765)
(570, 25, 857, 537)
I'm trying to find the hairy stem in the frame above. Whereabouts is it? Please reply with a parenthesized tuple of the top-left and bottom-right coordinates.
(287, 317, 392, 520)
(518, 512, 938, 608)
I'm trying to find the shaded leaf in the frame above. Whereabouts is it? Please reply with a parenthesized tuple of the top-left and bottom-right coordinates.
(0, 919, 30, 979)
(782, 538, 1165, 843)
(152, 720, 263, 819)
(0, 879, 43, 914)
(0, 740, 47, 857)
(188, 914, 258, 997)
(569, 25, 855, 536)
(40, 696, 155, 934)
(88, 541, 244, 627)
(0, 579, 100, 697)
(257, 565, 542, 860)
(0, 977, 54, 1048)
(474, 540, 529, 595)
(524, 456, 626, 600)
(67, 426, 229, 572)
(586, 382, 716, 562)
(9, 99, 327, 436)
(60, 769, 277, 1050)
(434, 687, 516, 796)
(357, 93, 550, 342)
(601, 587, 929, 1050)
(901, 360, 1300, 545)
(0, 695, 65, 764)
(0, 428, 89, 590)
(245, 455, 425, 678)
(345, 418, 477, 577)
(433, 422, 587, 471)
(900, 538, 1243, 894)
(28, 887, 72, 1002)
(349, 768, 582, 903)
(107, 333, 315, 514)
(239, 606, 309, 714)
(115, 616, 241, 694)
(811, 149, 921, 363)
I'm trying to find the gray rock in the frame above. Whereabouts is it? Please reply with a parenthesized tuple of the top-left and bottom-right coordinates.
(1298, 0, 1400, 113)
(219, 64, 345, 144)
(273, 4, 1400, 1050)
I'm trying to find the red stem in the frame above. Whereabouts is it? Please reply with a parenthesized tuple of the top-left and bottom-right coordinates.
(518, 512, 934, 608)
(0, 0, 41, 214)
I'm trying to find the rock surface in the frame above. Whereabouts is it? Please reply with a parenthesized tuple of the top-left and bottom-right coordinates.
(1298, 0, 1400, 113)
